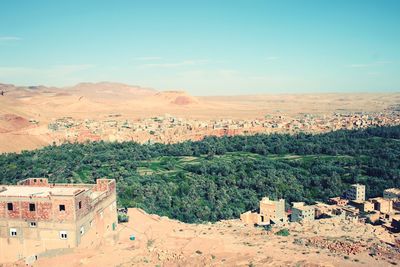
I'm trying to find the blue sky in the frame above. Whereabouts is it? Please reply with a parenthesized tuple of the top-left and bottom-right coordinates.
(0, 0, 399, 95)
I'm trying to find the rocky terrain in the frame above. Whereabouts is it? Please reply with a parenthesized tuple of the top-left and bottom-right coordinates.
(9, 208, 397, 267)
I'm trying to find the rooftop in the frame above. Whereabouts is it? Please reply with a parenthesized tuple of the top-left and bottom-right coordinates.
(292, 202, 315, 211)
(351, 184, 365, 188)
(384, 188, 400, 194)
(0, 185, 88, 198)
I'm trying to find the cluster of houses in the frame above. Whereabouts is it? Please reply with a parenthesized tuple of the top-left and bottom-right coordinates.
(240, 184, 400, 232)
(46, 110, 400, 145)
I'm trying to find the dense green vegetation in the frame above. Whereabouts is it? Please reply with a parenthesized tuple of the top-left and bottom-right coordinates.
(0, 126, 399, 223)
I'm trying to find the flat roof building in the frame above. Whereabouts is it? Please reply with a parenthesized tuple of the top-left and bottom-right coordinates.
(291, 202, 315, 222)
(259, 197, 286, 224)
(370, 197, 393, 214)
(346, 184, 366, 202)
(383, 188, 400, 200)
(240, 197, 287, 225)
(349, 200, 375, 213)
(0, 178, 117, 263)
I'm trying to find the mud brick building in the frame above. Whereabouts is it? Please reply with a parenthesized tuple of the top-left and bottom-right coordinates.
(240, 197, 287, 225)
(346, 184, 366, 202)
(0, 178, 117, 263)
(291, 202, 315, 222)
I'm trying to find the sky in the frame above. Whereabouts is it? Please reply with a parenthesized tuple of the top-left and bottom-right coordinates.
(0, 0, 399, 95)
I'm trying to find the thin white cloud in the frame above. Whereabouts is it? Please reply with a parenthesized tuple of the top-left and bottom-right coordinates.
(0, 36, 22, 41)
(138, 59, 209, 69)
(348, 61, 391, 68)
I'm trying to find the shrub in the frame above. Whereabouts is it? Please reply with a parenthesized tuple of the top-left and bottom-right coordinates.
(275, 228, 290, 236)
(118, 213, 129, 223)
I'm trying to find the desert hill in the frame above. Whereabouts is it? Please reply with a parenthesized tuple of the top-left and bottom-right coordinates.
(0, 81, 399, 153)
(153, 90, 199, 106)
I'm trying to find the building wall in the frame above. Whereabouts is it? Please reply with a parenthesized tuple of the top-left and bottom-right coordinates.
(0, 220, 76, 262)
(347, 184, 365, 201)
(372, 199, 393, 214)
(350, 200, 374, 213)
(0, 179, 117, 263)
(77, 190, 117, 248)
(240, 211, 261, 225)
(291, 207, 315, 222)
(17, 178, 49, 187)
(259, 198, 286, 224)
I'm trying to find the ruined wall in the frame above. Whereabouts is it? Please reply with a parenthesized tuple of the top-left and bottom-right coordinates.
(74, 191, 92, 221)
(17, 178, 49, 187)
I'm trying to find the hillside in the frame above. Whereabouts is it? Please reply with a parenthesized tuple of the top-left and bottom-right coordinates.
(29, 208, 399, 267)
(0, 126, 399, 223)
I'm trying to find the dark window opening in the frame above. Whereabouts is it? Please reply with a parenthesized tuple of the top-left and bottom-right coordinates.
(29, 203, 35, 211)
(33, 179, 37, 182)
(7, 203, 13, 211)
(78, 201, 82, 209)
(59, 204, 65, 211)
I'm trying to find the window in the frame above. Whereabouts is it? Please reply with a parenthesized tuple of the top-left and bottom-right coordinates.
(80, 226, 85, 235)
(10, 228, 17, 237)
(33, 178, 37, 182)
(78, 201, 82, 209)
(7, 203, 13, 211)
(29, 203, 36, 212)
(59, 204, 65, 211)
(29, 222, 37, 227)
(59, 231, 68, 239)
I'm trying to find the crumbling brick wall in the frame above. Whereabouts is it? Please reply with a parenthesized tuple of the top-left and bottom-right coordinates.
(75, 192, 92, 220)
(18, 178, 49, 187)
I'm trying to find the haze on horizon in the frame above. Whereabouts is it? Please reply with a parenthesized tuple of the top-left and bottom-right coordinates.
(0, 0, 400, 95)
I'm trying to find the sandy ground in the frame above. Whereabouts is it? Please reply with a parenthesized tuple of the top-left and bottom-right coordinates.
(19, 208, 398, 267)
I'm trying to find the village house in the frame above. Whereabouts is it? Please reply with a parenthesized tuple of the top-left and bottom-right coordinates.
(0, 178, 117, 263)
(391, 215, 400, 232)
(346, 184, 366, 202)
(328, 197, 348, 206)
(291, 202, 315, 222)
(383, 188, 400, 200)
(314, 202, 345, 220)
(349, 200, 375, 213)
(240, 197, 286, 225)
(370, 197, 394, 214)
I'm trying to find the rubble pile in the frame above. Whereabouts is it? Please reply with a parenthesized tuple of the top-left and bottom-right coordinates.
(370, 243, 400, 261)
(303, 237, 367, 255)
